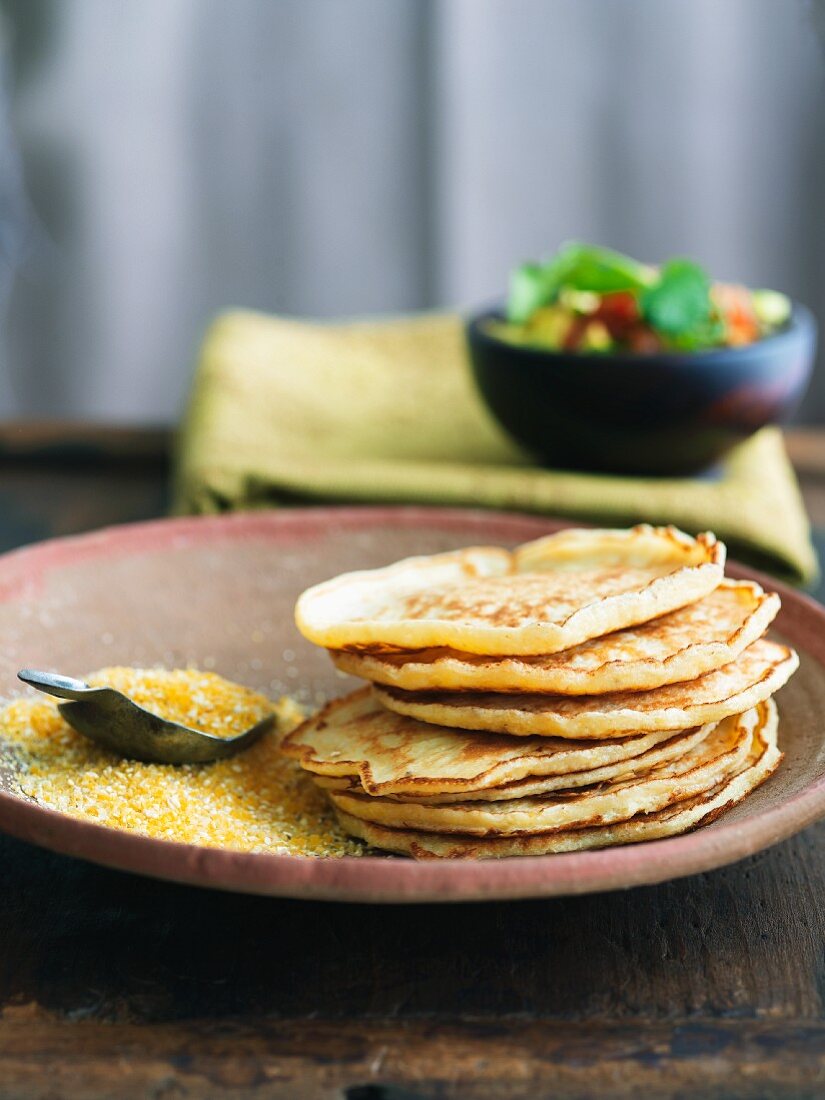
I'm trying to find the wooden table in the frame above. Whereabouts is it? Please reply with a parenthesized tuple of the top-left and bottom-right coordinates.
(2, 423, 825, 1100)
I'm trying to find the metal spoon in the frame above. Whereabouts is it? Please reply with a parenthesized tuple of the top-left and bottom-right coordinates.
(17, 669, 274, 764)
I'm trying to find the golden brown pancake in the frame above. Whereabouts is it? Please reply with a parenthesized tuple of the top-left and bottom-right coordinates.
(375, 639, 797, 738)
(309, 724, 719, 803)
(331, 581, 777, 695)
(326, 708, 756, 836)
(295, 525, 725, 656)
(280, 686, 709, 796)
(334, 701, 780, 858)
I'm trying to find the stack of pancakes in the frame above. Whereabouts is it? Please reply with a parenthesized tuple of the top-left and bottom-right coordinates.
(286, 526, 798, 859)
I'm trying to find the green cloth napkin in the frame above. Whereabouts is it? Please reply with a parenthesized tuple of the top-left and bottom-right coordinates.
(174, 310, 819, 584)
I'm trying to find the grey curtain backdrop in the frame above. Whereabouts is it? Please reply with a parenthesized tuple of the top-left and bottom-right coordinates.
(0, 0, 823, 422)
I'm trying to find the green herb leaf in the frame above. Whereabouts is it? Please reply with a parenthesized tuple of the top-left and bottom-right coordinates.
(641, 259, 714, 339)
(555, 242, 655, 294)
(506, 242, 654, 323)
(666, 316, 726, 350)
(507, 263, 555, 323)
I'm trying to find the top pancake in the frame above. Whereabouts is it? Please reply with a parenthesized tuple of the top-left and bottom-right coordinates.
(295, 525, 725, 656)
(331, 580, 777, 695)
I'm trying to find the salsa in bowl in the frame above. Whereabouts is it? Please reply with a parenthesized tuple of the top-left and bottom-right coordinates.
(467, 244, 816, 476)
(494, 242, 793, 354)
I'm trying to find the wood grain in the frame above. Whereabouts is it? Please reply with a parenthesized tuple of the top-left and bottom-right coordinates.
(1, 1014, 825, 1099)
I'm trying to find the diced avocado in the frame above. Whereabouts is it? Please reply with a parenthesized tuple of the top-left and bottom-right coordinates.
(525, 306, 572, 348)
(752, 290, 792, 329)
(484, 320, 528, 346)
(558, 287, 600, 314)
(580, 320, 612, 351)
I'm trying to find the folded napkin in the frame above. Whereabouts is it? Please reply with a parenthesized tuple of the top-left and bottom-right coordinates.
(174, 310, 818, 585)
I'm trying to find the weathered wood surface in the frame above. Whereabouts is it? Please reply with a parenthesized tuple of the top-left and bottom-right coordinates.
(2, 1014, 825, 1099)
(0, 423, 824, 1099)
(2, 824, 825, 1097)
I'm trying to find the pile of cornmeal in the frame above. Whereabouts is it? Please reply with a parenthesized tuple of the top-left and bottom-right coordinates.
(1, 667, 363, 857)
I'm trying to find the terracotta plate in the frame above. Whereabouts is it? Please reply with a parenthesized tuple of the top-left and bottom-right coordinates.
(0, 507, 823, 903)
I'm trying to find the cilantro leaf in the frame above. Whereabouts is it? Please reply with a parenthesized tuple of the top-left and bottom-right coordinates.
(555, 242, 654, 294)
(506, 242, 654, 323)
(507, 262, 562, 323)
(641, 259, 715, 340)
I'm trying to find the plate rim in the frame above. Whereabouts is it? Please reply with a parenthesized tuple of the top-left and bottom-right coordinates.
(0, 504, 823, 904)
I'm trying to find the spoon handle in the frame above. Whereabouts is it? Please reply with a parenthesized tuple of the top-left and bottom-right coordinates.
(18, 669, 98, 702)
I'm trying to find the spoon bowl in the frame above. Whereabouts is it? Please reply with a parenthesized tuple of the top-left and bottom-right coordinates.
(17, 669, 273, 764)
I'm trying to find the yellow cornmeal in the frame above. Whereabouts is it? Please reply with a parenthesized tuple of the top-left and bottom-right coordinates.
(86, 667, 275, 738)
(0, 667, 364, 858)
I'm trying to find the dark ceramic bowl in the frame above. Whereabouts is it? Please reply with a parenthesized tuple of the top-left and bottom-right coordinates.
(466, 304, 817, 476)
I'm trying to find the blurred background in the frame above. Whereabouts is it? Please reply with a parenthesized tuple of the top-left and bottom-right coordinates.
(0, 0, 823, 423)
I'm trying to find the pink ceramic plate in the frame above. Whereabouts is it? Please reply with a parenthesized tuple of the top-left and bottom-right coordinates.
(0, 507, 823, 903)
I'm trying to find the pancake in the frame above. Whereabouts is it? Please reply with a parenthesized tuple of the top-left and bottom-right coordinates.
(375, 638, 797, 738)
(334, 700, 780, 858)
(331, 580, 777, 695)
(311, 723, 717, 803)
(326, 707, 756, 836)
(280, 686, 704, 796)
(295, 525, 725, 656)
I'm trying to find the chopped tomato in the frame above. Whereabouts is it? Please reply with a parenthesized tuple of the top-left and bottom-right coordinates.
(562, 315, 589, 351)
(591, 292, 640, 341)
(624, 323, 663, 354)
(712, 284, 760, 347)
